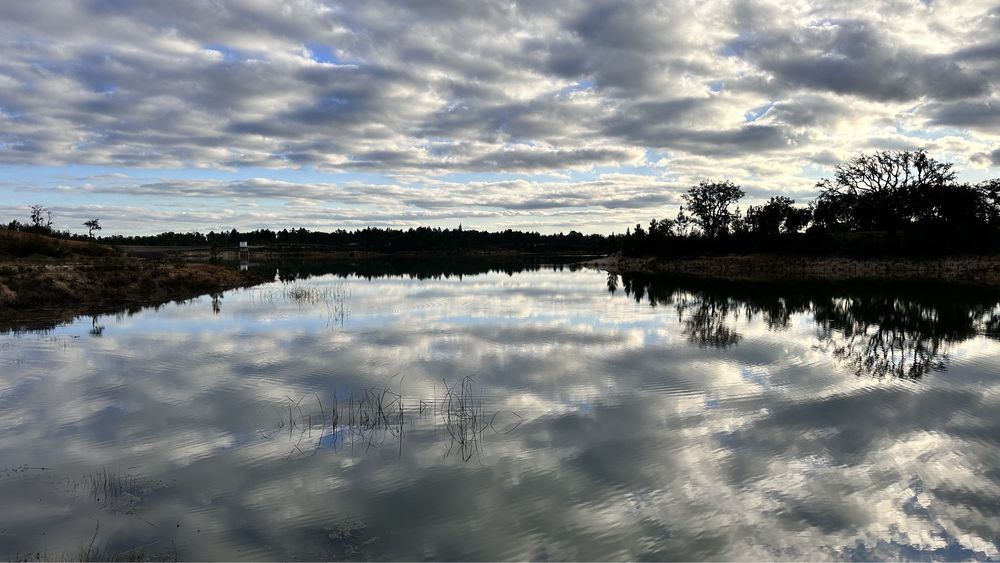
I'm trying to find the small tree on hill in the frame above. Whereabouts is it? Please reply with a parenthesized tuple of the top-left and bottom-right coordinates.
(83, 218, 102, 238)
(29, 204, 52, 229)
(681, 180, 745, 238)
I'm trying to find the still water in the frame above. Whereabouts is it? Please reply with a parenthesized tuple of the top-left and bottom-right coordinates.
(2, 259, 1000, 560)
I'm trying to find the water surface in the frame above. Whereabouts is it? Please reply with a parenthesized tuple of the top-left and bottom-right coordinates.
(2, 260, 1000, 560)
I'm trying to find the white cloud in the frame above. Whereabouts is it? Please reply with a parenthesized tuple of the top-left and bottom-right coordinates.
(0, 0, 999, 232)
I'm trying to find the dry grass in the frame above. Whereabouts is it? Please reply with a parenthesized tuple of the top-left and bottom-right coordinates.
(590, 252, 1000, 285)
(0, 230, 116, 259)
(0, 254, 272, 334)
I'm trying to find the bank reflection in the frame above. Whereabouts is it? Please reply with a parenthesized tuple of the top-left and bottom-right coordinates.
(617, 273, 1000, 378)
(0, 257, 586, 334)
(263, 255, 586, 282)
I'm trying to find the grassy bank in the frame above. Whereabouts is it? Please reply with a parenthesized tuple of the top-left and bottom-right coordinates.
(585, 253, 1000, 285)
(0, 231, 273, 331)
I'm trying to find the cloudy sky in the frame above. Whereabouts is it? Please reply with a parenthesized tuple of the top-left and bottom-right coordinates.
(1, 0, 999, 235)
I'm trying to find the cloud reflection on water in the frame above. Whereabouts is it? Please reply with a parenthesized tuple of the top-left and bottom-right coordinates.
(1, 264, 1000, 559)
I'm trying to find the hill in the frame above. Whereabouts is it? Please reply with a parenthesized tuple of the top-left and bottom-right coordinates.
(0, 229, 118, 259)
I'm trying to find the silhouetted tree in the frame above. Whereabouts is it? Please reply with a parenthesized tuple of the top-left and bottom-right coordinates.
(681, 180, 744, 237)
(813, 149, 956, 231)
(975, 179, 1000, 225)
(674, 207, 693, 237)
(83, 218, 101, 238)
(29, 205, 52, 230)
(744, 196, 811, 235)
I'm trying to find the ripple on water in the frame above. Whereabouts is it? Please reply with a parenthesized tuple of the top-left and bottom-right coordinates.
(4, 267, 1000, 559)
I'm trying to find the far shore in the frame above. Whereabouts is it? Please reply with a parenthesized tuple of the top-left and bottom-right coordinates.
(111, 245, 601, 260)
(10, 224, 1000, 335)
(582, 253, 1000, 285)
(0, 257, 273, 332)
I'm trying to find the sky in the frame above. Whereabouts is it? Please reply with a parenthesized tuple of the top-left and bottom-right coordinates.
(1, 0, 999, 236)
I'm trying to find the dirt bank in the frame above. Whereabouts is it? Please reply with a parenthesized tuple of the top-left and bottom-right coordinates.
(0, 257, 273, 332)
(582, 253, 1000, 285)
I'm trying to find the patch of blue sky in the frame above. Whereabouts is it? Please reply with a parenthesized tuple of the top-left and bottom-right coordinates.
(318, 95, 349, 108)
(203, 43, 259, 62)
(709, 80, 724, 93)
(720, 42, 743, 58)
(304, 43, 342, 65)
(556, 79, 595, 96)
(645, 149, 667, 163)
(0, 105, 22, 119)
(744, 102, 774, 123)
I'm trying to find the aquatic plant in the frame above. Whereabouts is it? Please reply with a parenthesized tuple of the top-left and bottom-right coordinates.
(260, 376, 521, 464)
(86, 468, 142, 502)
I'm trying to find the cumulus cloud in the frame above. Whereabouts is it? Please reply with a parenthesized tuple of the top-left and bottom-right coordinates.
(1, 0, 999, 232)
(734, 19, 989, 102)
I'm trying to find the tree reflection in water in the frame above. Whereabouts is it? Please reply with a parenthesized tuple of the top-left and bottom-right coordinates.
(616, 273, 1000, 378)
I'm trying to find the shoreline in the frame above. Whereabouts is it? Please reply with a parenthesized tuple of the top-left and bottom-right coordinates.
(0, 257, 273, 332)
(8, 246, 1000, 333)
(113, 245, 604, 260)
(581, 253, 1000, 285)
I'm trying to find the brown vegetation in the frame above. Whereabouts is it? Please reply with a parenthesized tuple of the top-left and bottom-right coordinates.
(0, 229, 117, 259)
(586, 253, 1000, 285)
(0, 230, 272, 331)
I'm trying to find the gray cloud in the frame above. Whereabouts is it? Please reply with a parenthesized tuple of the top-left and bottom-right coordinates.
(52, 174, 682, 212)
(1, 1, 1000, 232)
(925, 100, 1000, 132)
(738, 20, 988, 102)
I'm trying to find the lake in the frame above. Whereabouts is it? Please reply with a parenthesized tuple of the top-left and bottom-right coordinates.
(2, 259, 1000, 560)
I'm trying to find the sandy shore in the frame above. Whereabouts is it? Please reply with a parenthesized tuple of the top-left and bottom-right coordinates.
(581, 253, 1000, 285)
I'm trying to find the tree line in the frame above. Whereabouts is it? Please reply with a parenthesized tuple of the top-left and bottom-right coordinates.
(3, 208, 612, 254)
(6, 149, 1000, 257)
(622, 149, 1000, 257)
(99, 225, 611, 254)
